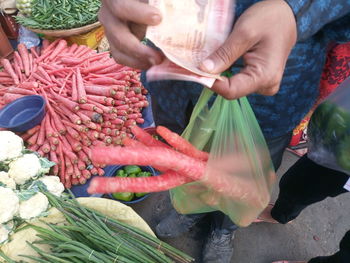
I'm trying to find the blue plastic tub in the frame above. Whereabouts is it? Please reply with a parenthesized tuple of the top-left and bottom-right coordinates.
(106, 165, 157, 204)
(0, 95, 46, 132)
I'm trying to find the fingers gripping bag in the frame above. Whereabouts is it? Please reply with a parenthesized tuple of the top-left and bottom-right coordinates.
(169, 89, 275, 227)
(308, 76, 350, 174)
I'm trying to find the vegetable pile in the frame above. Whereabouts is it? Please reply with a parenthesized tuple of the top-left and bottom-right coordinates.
(0, 40, 149, 188)
(0, 131, 64, 245)
(88, 125, 266, 207)
(111, 165, 153, 202)
(0, 192, 193, 263)
(15, 0, 101, 30)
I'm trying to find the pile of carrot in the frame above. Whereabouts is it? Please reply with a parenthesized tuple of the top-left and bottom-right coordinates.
(0, 39, 149, 188)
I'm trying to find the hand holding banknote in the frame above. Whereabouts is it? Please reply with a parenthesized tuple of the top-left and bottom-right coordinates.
(199, 0, 297, 99)
(98, 0, 163, 69)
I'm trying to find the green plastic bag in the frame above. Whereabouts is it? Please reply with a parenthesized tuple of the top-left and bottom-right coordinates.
(170, 89, 276, 227)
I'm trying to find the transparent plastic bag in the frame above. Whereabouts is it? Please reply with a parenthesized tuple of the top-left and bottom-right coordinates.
(170, 89, 276, 227)
(308, 76, 350, 175)
(18, 26, 40, 48)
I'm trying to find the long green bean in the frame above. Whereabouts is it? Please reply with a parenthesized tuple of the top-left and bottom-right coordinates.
(16, 0, 101, 30)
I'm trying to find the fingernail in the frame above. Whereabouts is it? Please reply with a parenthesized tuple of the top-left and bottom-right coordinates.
(201, 59, 215, 72)
(148, 57, 156, 65)
(151, 14, 161, 24)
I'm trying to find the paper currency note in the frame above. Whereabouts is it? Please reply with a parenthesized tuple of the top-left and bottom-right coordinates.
(146, 0, 235, 87)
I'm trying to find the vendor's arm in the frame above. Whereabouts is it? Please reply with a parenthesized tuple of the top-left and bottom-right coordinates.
(285, 0, 350, 41)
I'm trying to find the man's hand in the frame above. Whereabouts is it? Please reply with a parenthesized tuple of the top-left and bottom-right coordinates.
(199, 0, 297, 99)
(99, 0, 164, 69)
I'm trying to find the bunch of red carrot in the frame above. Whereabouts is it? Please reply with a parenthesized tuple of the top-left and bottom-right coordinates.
(88, 125, 209, 194)
(0, 39, 149, 188)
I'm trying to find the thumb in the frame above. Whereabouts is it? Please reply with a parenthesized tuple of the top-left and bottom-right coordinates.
(199, 30, 255, 74)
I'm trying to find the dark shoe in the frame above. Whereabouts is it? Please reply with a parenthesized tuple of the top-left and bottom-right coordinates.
(155, 209, 205, 238)
(202, 228, 235, 263)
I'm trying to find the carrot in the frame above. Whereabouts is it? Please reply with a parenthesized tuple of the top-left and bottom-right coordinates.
(80, 110, 103, 123)
(67, 43, 78, 54)
(122, 137, 145, 147)
(66, 134, 82, 152)
(50, 110, 66, 135)
(60, 57, 83, 66)
(105, 98, 114, 106)
(114, 100, 126, 106)
(88, 171, 191, 194)
(86, 122, 97, 130)
(70, 74, 78, 102)
(26, 125, 41, 136)
(36, 119, 46, 146)
(37, 66, 52, 82)
(48, 136, 59, 145)
(88, 100, 112, 114)
(136, 118, 144, 124)
(85, 85, 115, 97)
(91, 146, 205, 181)
(1, 58, 19, 84)
(130, 126, 169, 148)
(77, 150, 91, 165)
(28, 144, 40, 152)
(32, 73, 51, 85)
(82, 169, 91, 180)
(50, 90, 80, 111)
(48, 39, 67, 61)
(79, 103, 97, 112)
(3, 93, 23, 104)
(95, 63, 124, 74)
(90, 77, 124, 85)
(59, 105, 81, 124)
(17, 43, 30, 77)
(76, 68, 87, 103)
(27, 131, 39, 146)
(156, 126, 209, 161)
(14, 51, 24, 71)
(82, 61, 115, 74)
(44, 114, 54, 137)
(29, 53, 33, 74)
(18, 81, 38, 90)
(41, 143, 51, 153)
(30, 47, 39, 59)
(49, 151, 60, 176)
(86, 94, 107, 104)
(66, 126, 80, 139)
(97, 168, 105, 176)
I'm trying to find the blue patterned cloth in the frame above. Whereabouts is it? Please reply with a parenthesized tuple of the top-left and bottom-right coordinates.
(142, 0, 350, 139)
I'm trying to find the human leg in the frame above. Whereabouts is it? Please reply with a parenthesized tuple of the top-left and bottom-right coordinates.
(271, 155, 348, 224)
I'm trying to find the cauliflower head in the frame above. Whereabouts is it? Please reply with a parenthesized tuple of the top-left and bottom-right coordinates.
(8, 153, 41, 185)
(0, 187, 19, 224)
(39, 176, 65, 197)
(0, 221, 14, 244)
(19, 192, 49, 220)
(0, 171, 16, 189)
(0, 131, 23, 162)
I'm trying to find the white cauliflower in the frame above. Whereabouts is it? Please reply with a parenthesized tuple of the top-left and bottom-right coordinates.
(39, 176, 64, 197)
(0, 221, 14, 244)
(19, 192, 49, 220)
(0, 131, 23, 162)
(8, 153, 41, 185)
(0, 171, 16, 189)
(0, 187, 19, 224)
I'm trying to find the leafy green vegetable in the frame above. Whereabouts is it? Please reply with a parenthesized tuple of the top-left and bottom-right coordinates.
(15, 0, 101, 30)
